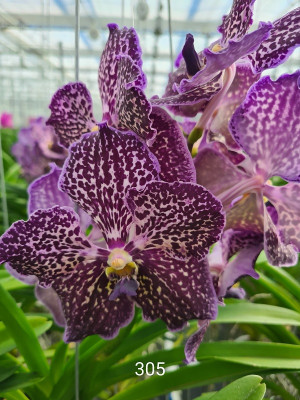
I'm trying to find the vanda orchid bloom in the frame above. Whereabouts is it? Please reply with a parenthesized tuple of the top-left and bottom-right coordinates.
(12, 117, 67, 181)
(195, 70, 300, 267)
(0, 124, 224, 348)
(152, 0, 299, 130)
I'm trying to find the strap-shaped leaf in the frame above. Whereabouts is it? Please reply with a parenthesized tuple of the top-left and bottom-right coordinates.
(194, 375, 266, 400)
(214, 301, 300, 326)
(0, 285, 49, 376)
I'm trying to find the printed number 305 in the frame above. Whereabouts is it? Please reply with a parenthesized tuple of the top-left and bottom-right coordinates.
(135, 362, 165, 376)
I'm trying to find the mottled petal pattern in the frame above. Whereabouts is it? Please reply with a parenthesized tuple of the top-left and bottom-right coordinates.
(151, 73, 222, 115)
(210, 63, 260, 149)
(47, 82, 97, 148)
(218, 245, 261, 297)
(134, 250, 217, 330)
(218, 0, 255, 43)
(53, 262, 135, 341)
(185, 319, 210, 364)
(230, 71, 300, 181)
(150, 106, 196, 183)
(126, 181, 225, 261)
(264, 184, 300, 251)
(35, 286, 66, 327)
(247, 8, 300, 74)
(114, 55, 156, 145)
(226, 193, 264, 233)
(0, 206, 106, 286)
(178, 22, 272, 92)
(59, 124, 160, 247)
(28, 164, 73, 214)
(99, 23, 144, 124)
(194, 144, 246, 197)
(264, 206, 298, 266)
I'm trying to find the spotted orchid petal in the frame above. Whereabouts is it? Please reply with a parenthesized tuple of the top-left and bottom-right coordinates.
(230, 71, 300, 181)
(99, 23, 144, 124)
(213, 230, 262, 298)
(28, 164, 73, 214)
(47, 82, 97, 148)
(112, 55, 156, 145)
(151, 73, 222, 117)
(28, 164, 102, 240)
(194, 143, 247, 198)
(185, 319, 210, 364)
(218, 0, 255, 44)
(247, 8, 300, 74)
(178, 22, 272, 93)
(264, 184, 300, 252)
(126, 181, 225, 261)
(264, 205, 298, 267)
(59, 123, 160, 248)
(226, 193, 264, 233)
(53, 262, 134, 341)
(150, 107, 196, 183)
(134, 250, 217, 330)
(0, 206, 108, 287)
(98, 25, 156, 144)
(35, 286, 66, 327)
(210, 63, 260, 149)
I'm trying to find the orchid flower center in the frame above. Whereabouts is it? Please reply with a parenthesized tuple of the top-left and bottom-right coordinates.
(105, 248, 138, 279)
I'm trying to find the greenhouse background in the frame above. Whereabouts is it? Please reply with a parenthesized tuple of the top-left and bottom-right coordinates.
(0, 0, 300, 400)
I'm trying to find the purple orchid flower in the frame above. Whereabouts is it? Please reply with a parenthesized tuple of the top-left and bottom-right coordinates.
(152, 1, 299, 128)
(195, 70, 300, 267)
(0, 124, 225, 346)
(0, 112, 13, 128)
(46, 25, 196, 185)
(12, 117, 67, 182)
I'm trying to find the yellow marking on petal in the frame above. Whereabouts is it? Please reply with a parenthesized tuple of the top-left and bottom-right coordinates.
(91, 125, 99, 132)
(211, 43, 223, 52)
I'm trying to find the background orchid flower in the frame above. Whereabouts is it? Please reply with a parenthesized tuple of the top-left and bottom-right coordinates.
(0, 124, 224, 351)
(12, 117, 67, 181)
(152, 2, 299, 123)
(0, 112, 13, 128)
(195, 70, 300, 267)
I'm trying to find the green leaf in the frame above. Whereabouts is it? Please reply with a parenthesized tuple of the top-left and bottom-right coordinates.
(0, 359, 19, 382)
(108, 360, 265, 400)
(213, 302, 300, 326)
(0, 373, 42, 393)
(195, 393, 216, 400)
(196, 341, 300, 369)
(87, 341, 300, 397)
(194, 375, 266, 400)
(0, 285, 49, 376)
(0, 390, 29, 400)
(0, 316, 52, 355)
(256, 274, 300, 313)
(258, 262, 300, 302)
(49, 342, 69, 384)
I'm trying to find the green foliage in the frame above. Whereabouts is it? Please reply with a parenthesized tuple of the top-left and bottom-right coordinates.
(193, 375, 266, 400)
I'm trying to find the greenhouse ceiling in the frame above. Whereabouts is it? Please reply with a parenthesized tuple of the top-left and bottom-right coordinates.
(0, 0, 299, 125)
